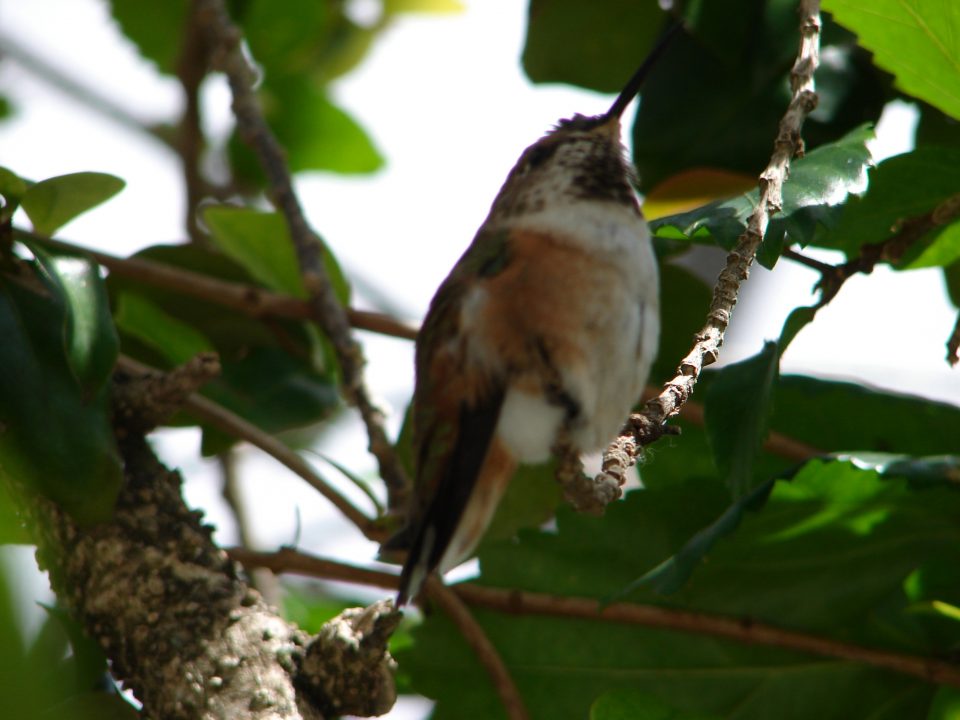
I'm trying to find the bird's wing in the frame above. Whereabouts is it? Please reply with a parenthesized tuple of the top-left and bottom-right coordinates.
(395, 230, 514, 604)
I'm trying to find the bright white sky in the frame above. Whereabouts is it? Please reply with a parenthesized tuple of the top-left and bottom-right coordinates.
(1, 2, 958, 717)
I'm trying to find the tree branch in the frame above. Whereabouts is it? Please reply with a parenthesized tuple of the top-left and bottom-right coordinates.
(175, 7, 212, 245)
(231, 548, 960, 690)
(596, 0, 823, 493)
(18, 230, 419, 341)
(192, 0, 409, 511)
(425, 578, 530, 720)
(783, 192, 960, 364)
(115, 355, 382, 540)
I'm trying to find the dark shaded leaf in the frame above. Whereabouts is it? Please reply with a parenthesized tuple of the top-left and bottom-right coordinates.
(20, 172, 125, 236)
(399, 461, 957, 719)
(114, 291, 213, 365)
(203, 205, 350, 304)
(107, 0, 188, 74)
(230, 76, 382, 179)
(523, 0, 665, 93)
(483, 462, 561, 545)
(0, 269, 121, 524)
(0, 166, 27, 223)
(105, 244, 341, 451)
(649, 125, 873, 266)
(30, 246, 119, 397)
(704, 342, 780, 498)
(649, 263, 712, 384)
(823, 0, 960, 120)
(591, 690, 721, 720)
(815, 147, 960, 262)
(624, 478, 775, 597)
(631, 7, 886, 191)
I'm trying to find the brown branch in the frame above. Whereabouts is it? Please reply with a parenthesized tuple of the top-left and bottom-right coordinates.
(232, 548, 960, 689)
(193, 0, 409, 511)
(454, 585, 960, 689)
(814, 192, 960, 309)
(597, 0, 823, 492)
(425, 578, 530, 720)
(670, 387, 822, 462)
(19, 230, 419, 341)
(115, 355, 381, 540)
(175, 9, 212, 245)
(785, 193, 960, 365)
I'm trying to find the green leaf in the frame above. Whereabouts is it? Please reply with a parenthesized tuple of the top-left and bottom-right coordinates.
(0, 166, 27, 223)
(523, 0, 665, 93)
(624, 478, 776, 597)
(770, 375, 960, 460)
(400, 461, 958, 719)
(815, 147, 960, 261)
(29, 246, 119, 397)
(0, 481, 29, 544)
(200, 346, 339, 456)
(114, 291, 213, 365)
(591, 690, 721, 720)
(649, 125, 873, 265)
(107, 0, 188, 74)
(822, 0, 960, 121)
(231, 76, 383, 178)
(928, 687, 960, 720)
(105, 244, 341, 447)
(203, 207, 306, 298)
(631, 10, 887, 191)
(0, 269, 122, 524)
(704, 342, 780, 498)
(777, 305, 817, 353)
(203, 206, 350, 304)
(240, 0, 329, 74)
(649, 263, 712, 384)
(20, 172, 125, 236)
(483, 462, 561, 545)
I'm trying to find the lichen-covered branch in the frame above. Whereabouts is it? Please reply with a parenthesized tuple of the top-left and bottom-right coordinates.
(27, 365, 398, 718)
(594, 0, 824, 494)
(191, 0, 409, 511)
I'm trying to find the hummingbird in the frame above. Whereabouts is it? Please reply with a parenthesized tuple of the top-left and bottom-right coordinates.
(387, 35, 675, 605)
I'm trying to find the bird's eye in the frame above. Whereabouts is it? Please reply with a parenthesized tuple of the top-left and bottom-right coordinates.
(525, 144, 557, 170)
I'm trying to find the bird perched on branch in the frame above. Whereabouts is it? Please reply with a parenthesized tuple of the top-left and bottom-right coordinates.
(385, 31, 677, 605)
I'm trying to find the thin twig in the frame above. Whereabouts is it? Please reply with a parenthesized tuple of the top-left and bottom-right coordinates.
(18, 230, 419, 340)
(598, 0, 823, 490)
(424, 578, 530, 720)
(175, 9, 211, 245)
(193, 0, 409, 511)
(453, 584, 960, 689)
(785, 194, 960, 365)
(219, 450, 283, 606)
(232, 547, 960, 689)
(115, 355, 381, 539)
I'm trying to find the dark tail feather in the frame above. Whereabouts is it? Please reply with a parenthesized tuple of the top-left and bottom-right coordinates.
(396, 389, 504, 605)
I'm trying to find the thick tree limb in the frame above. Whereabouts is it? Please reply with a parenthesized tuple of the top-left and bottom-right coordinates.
(29, 436, 320, 720)
(595, 0, 823, 495)
(231, 548, 960, 690)
(192, 0, 409, 511)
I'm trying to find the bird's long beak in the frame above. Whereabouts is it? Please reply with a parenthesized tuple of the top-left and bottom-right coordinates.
(602, 23, 683, 124)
